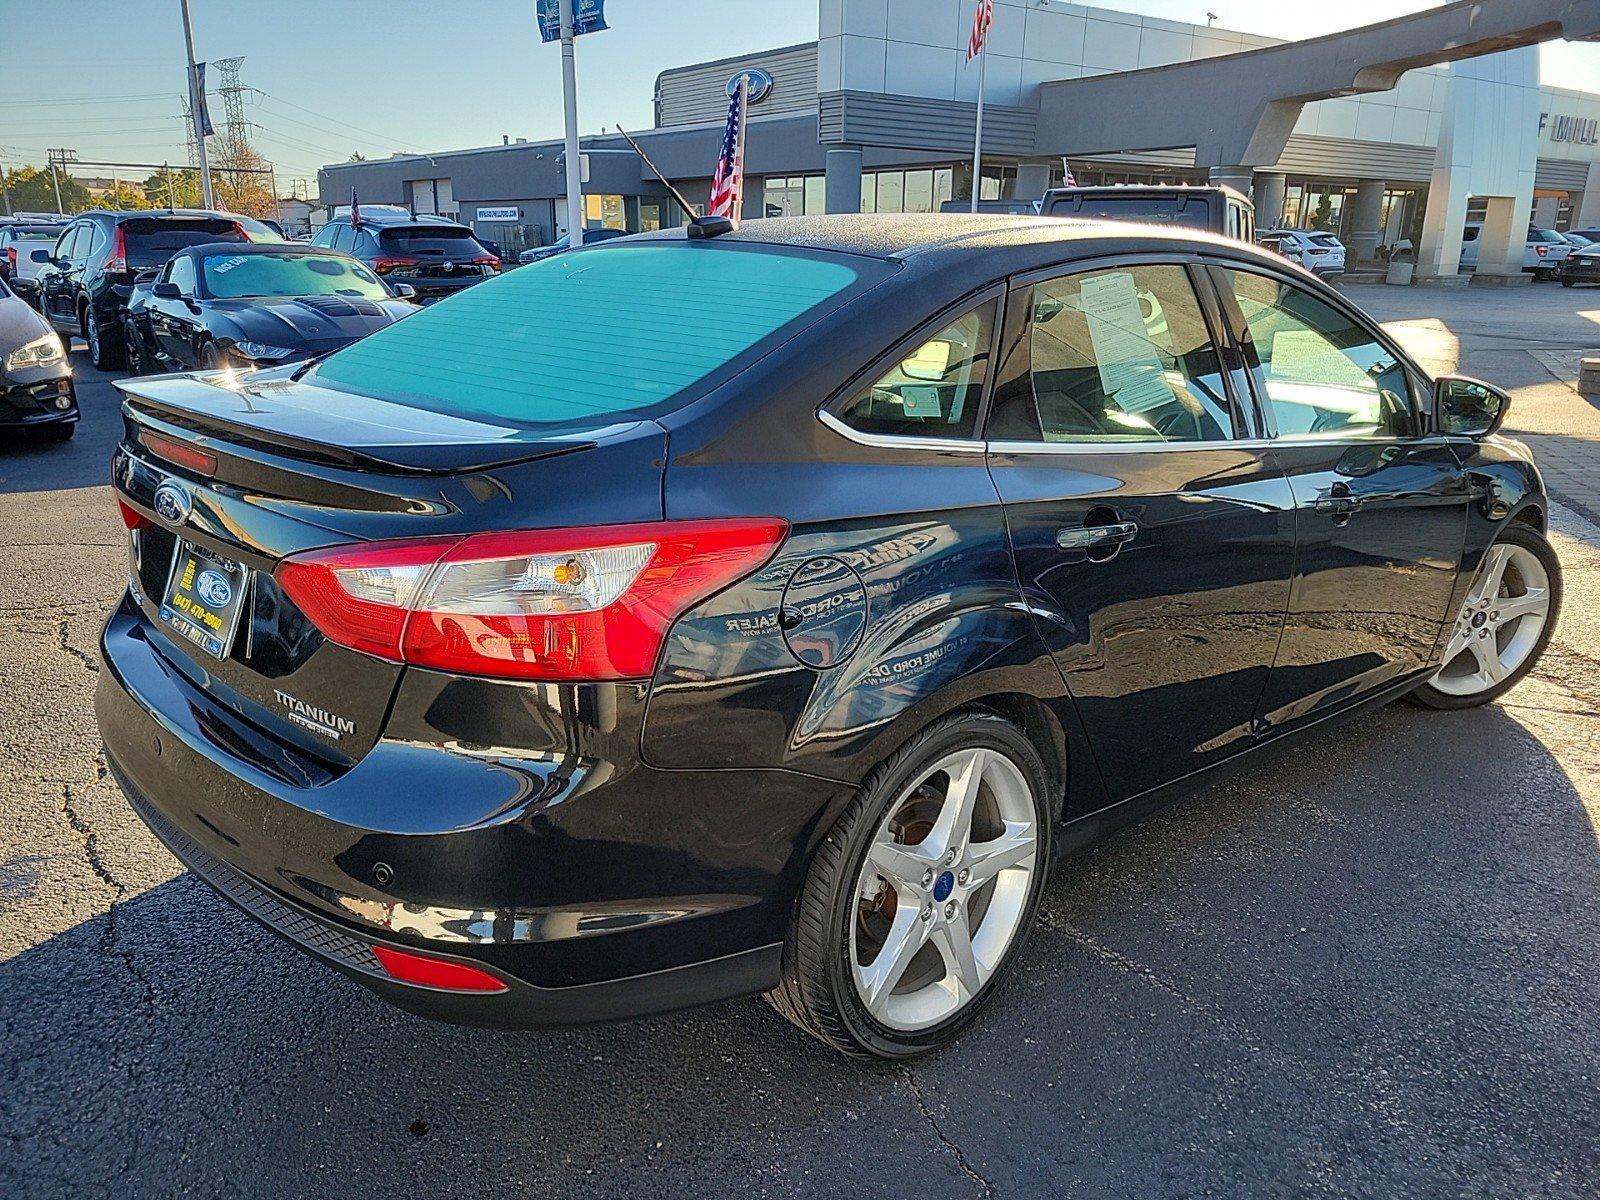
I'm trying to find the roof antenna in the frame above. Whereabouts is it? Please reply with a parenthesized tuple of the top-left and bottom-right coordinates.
(612, 124, 730, 239)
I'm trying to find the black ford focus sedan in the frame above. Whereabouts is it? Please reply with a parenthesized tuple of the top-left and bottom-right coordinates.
(98, 216, 1559, 1058)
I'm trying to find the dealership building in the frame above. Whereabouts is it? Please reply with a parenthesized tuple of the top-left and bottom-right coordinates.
(318, 0, 1600, 278)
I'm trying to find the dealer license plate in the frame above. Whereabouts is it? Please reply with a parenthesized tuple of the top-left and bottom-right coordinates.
(159, 540, 249, 660)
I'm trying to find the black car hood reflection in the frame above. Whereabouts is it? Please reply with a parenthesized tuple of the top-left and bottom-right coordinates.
(205, 294, 414, 353)
(0, 291, 55, 382)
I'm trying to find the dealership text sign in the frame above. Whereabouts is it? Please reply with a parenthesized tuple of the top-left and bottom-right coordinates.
(1540, 113, 1600, 146)
(477, 206, 523, 222)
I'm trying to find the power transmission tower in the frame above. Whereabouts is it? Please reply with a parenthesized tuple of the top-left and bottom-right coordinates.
(213, 56, 250, 157)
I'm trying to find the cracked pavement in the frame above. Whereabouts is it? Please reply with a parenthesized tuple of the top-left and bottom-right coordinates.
(3, 284, 1600, 1198)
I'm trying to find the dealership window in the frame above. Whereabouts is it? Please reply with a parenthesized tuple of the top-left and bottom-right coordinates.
(860, 168, 959, 214)
(584, 194, 626, 230)
(763, 175, 824, 217)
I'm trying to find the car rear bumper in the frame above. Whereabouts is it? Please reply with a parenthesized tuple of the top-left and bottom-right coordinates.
(97, 593, 830, 1026)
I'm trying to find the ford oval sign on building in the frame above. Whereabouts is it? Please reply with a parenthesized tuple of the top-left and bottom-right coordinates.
(727, 67, 773, 105)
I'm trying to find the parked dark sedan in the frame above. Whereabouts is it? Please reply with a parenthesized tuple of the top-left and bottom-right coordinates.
(99, 215, 1558, 1058)
(1556, 243, 1600, 287)
(124, 243, 419, 373)
(0, 273, 76, 441)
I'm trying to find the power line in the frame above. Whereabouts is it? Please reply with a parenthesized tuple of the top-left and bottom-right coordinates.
(253, 91, 413, 148)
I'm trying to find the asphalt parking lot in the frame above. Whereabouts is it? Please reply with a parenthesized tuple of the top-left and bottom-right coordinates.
(3, 281, 1600, 1198)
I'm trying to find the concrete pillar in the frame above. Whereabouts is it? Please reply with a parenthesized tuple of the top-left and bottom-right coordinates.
(1014, 160, 1054, 205)
(1580, 163, 1600, 227)
(824, 146, 863, 215)
(1348, 179, 1386, 265)
(1253, 172, 1286, 230)
(1416, 182, 1469, 282)
(1209, 164, 1254, 196)
(1473, 193, 1533, 284)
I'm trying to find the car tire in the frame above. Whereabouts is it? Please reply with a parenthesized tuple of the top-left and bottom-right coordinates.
(84, 304, 125, 372)
(123, 319, 150, 376)
(1562, 279, 1576, 288)
(1407, 522, 1561, 711)
(198, 342, 226, 370)
(767, 710, 1052, 1058)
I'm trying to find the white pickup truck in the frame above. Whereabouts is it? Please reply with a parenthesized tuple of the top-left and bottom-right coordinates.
(1459, 224, 1574, 278)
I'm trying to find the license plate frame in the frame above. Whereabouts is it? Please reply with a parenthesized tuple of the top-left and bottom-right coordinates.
(158, 538, 250, 661)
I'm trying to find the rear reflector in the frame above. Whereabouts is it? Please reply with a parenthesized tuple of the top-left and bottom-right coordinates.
(117, 498, 151, 531)
(275, 518, 787, 681)
(371, 945, 509, 993)
(138, 428, 218, 477)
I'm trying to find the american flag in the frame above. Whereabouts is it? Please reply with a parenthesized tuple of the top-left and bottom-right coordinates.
(707, 75, 748, 221)
(966, 0, 994, 61)
(1062, 164, 1077, 187)
(350, 188, 362, 230)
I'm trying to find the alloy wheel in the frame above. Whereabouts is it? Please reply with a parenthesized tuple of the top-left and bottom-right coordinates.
(849, 746, 1038, 1031)
(1432, 542, 1551, 697)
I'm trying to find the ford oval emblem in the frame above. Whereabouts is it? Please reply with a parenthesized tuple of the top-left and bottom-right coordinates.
(727, 67, 774, 105)
(152, 480, 193, 527)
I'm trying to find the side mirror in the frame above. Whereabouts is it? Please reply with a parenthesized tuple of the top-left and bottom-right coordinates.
(1435, 375, 1509, 438)
(152, 281, 183, 300)
(30, 249, 52, 264)
(391, 282, 417, 300)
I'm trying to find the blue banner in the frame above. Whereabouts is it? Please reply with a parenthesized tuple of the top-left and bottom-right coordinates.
(536, 0, 607, 42)
(190, 62, 215, 138)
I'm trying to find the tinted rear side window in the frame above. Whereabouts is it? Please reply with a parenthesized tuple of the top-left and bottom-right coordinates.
(1047, 197, 1210, 228)
(379, 227, 487, 256)
(311, 243, 879, 428)
(122, 219, 244, 267)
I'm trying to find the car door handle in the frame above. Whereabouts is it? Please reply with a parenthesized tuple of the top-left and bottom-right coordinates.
(1313, 483, 1363, 517)
(1056, 521, 1138, 551)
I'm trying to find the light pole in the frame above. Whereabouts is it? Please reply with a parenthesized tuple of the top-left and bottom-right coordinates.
(179, 0, 215, 209)
(558, 0, 584, 246)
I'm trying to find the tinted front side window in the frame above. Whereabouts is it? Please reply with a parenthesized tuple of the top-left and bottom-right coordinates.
(833, 302, 995, 440)
(990, 264, 1234, 444)
(1222, 269, 1416, 439)
(311, 244, 878, 428)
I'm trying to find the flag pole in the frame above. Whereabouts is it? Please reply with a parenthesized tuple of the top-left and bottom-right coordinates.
(732, 73, 750, 223)
(969, 31, 987, 213)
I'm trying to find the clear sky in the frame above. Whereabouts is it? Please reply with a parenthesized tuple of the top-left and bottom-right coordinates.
(1, 0, 1596, 193)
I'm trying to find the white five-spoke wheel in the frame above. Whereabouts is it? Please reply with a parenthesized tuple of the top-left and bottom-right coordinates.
(851, 747, 1038, 1031)
(770, 711, 1051, 1058)
(1412, 524, 1561, 709)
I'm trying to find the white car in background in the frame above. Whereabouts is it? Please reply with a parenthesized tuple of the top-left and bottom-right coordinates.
(0, 222, 65, 306)
(1259, 228, 1346, 277)
(1460, 224, 1573, 278)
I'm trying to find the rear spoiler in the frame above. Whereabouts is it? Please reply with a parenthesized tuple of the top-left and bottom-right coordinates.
(113, 372, 601, 475)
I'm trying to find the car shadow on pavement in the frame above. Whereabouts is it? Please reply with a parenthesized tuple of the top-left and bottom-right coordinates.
(4, 702, 1598, 1199)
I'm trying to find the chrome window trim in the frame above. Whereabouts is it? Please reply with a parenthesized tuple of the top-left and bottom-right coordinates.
(816, 408, 987, 454)
(986, 434, 1472, 456)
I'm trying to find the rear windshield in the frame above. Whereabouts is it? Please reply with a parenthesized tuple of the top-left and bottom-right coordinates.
(379, 227, 488, 256)
(310, 243, 879, 428)
(15, 227, 61, 241)
(1046, 197, 1211, 228)
(201, 251, 391, 300)
(1309, 234, 1342, 247)
(123, 219, 244, 267)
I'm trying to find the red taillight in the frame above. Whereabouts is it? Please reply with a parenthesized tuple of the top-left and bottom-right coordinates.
(5, 247, 14, 267)
(274, 518, 787, 681)
(137, 428, 218, 477)
(105, 225, 128, 274)
(473, 255, 500, 271)
(117, 497, 151, 531)
(1536, 244, 1548, 258)
(371, 256, 418, 275)
(371, 945, 508, 993)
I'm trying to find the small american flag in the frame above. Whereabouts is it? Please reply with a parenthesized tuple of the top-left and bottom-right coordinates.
(966, 0, 994, 61)
(1062, 165, 1077, 187)
(707, 76, 748, 221)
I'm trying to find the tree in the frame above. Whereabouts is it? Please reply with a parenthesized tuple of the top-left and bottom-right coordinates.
(142, 167, 203, 208)
(97, 182, 154, 212)
(211, 140, 275, 219)
(0, 165, 92, 215)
